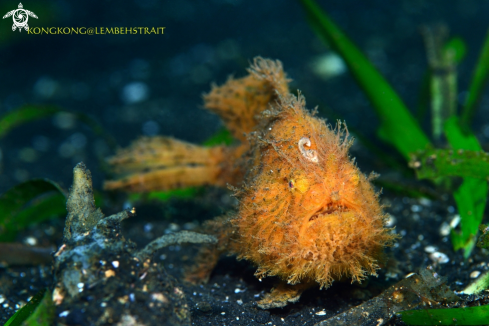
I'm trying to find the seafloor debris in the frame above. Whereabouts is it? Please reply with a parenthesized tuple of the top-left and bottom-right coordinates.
(52, 162, 216, 325)
(105, 58, 398, 309)
(476, 223, 489, 249)
(314, 268, 459, 326)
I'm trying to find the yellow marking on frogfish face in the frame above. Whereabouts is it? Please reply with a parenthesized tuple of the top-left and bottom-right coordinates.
(288, 171, 310, 194)
(295, 178, 309, 194)
(350, 172, 360, 186)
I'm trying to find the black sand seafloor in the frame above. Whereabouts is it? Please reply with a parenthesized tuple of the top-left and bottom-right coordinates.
(1, 1, 489, 325)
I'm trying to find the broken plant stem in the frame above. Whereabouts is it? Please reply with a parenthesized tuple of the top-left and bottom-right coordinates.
(136, 231, 217, 261)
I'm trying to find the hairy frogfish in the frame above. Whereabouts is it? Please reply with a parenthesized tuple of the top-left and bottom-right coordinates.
(104, 57, 398, 308)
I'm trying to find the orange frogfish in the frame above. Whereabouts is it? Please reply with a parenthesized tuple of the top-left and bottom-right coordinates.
(104, 57, 398, 308)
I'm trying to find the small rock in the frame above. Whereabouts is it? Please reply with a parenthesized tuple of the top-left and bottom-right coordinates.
(196, 301, 212, 314)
